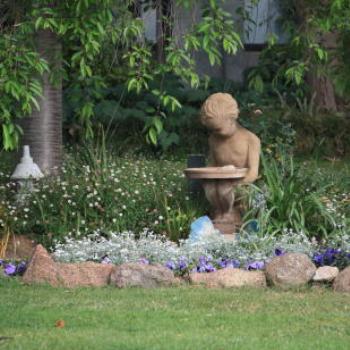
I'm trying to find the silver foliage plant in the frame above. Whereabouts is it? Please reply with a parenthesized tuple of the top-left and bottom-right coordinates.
(52, 229, 318, 266)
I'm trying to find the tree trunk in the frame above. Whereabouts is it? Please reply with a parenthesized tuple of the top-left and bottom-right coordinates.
(307, 70, 337, 112)
(22, 29, 62, 174)
(295, 0, 338, 112)
(156, 0, 164, 63)
(307, 31, 338, 112)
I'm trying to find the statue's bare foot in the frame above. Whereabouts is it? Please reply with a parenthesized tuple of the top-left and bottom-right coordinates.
(220, 212, 235, 222)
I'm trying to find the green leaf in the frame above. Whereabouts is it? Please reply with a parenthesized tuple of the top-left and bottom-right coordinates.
(153, 117, 163, 134)
(148, 127, 158, 145)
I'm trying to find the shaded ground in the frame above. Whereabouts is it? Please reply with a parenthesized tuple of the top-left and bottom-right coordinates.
(0, 278, 349, 350)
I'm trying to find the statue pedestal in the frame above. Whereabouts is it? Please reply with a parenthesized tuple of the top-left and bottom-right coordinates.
(184, 166, 247, 239)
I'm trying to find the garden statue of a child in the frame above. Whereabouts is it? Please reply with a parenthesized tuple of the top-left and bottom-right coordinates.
(200, 92, 261, 236)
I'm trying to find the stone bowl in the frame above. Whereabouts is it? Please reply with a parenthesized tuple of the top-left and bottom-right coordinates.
(184, 166, 248, 179)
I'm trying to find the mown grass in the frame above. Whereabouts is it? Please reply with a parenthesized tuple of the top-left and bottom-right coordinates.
(1, 277, 350, 350)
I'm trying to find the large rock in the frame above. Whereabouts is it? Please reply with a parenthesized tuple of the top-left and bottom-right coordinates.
(265, 253, 316, 288)
(110, 263, 176, 288)
(22, 244, 112, 287)
(333, 266, 350, 292)
(313, 266, 339, 283)
(22, 244, 61, 286)
(58, 262, 113, 288)
(190, 268, 266, 288)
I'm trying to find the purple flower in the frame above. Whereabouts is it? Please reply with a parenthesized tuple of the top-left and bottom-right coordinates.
(165, 261, 176, 270)
(247, 261, 265, 270)
(217, 259, 240, 269)
(101, 256, 112, 264)
(204, 263, 216, 272)
(218, 259, 227, 268)
(139, 257, 149, 265)
(313, 253, 324, 266)
(4, 263, 16, 276)
(198, 256, 207, 266)
(274, 248, 285, 256)
(323, 248, 340, 265)
(197, 265, 206, 273)
(313, 248, 342, 267)
(16, 261, 27, 275)
(0, 259, 3, 266)
(178, 258, 187, 271)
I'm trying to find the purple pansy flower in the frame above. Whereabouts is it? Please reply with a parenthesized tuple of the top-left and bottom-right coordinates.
(197, 265, 206, 273)
(218, 259, 227, 268)
(313, 248, 342, 267)
(198, 256, 207, 265)
(4, 263, 16, 276)
(217, 259, 240, 269)
(16, 261, 27, 275)
(247, 261, 265, 270)
(165, 261, 176, 270)
(313, 253, 324, 266)
(101, 256, 112, 264)
(139, 257, 149, 265)
(274, 248, 285, 256)
(204, 263, 216, 272)
(178, 258, 188, 271)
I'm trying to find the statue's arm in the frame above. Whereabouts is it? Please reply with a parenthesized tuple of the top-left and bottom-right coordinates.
(242, 135, 261, 183)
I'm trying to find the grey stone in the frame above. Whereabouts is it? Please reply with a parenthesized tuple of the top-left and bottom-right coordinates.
(190, 268, 266, 288)
(265, 253, 316, 288)
(313, 266, 339, 282)
(110, 263, 176, 288)
(333, 266, 350, 292)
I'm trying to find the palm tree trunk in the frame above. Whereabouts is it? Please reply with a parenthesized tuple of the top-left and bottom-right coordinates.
(22, 29, 62, 174)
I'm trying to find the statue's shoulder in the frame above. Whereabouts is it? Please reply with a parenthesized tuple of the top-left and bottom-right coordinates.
(237, 126, 261, 144)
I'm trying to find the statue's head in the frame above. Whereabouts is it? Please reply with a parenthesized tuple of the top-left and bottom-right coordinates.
(200, 93, 239, 136)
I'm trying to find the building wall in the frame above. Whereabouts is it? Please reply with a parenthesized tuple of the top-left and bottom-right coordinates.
(172, 0, 285, 83)
(172, 0, 261, 83)
(140, 1, 284, 82)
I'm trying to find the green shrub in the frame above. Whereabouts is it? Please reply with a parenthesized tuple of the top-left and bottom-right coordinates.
(244, 153, 338, 238)
(0, 142, 206, 247)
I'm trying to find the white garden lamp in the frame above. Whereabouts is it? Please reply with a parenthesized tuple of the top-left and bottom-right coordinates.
(11, 145, 44, 200)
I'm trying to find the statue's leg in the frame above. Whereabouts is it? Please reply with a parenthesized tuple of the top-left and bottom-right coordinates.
(216, 180, 236, 220)
(202, 179, 224, 220)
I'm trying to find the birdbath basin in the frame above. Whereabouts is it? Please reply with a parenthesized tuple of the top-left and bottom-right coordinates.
(184, 166, 247, 179)
(184, 166, 248, 238)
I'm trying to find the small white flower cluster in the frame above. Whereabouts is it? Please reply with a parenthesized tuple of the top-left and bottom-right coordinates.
(52, 228, 321, 266)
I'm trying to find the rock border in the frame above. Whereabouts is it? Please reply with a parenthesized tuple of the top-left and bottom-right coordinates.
(20, 245, 349, 291)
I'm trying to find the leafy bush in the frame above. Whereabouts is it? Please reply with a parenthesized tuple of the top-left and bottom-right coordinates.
(0, 144, 206, 246)
(291, 112, 350, 157)
(64, 74, 298, 159)
(244, 154, 342, 238)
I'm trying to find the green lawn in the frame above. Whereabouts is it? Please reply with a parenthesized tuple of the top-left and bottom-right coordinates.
(1, 278, 350, 350)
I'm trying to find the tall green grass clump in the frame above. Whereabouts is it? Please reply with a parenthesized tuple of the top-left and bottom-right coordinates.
(244, 154, 336, 238)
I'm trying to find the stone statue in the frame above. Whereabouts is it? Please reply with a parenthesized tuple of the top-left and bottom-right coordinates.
(194, 92, 260, 237)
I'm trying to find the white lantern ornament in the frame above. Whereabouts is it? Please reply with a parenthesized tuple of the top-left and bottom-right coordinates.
(11, 145, 44, 201)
